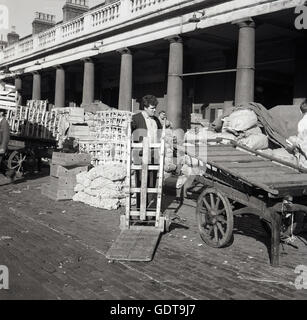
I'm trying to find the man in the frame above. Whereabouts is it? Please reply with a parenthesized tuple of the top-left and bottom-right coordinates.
(287, 100, 307, 167)
(131, 95, 162, 143)
(131, 95, 162, 211)
(0, 107, 10, 171)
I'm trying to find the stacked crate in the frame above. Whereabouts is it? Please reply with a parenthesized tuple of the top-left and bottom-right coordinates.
(78, 110, 133, 166)
(41, 152, 91, 201)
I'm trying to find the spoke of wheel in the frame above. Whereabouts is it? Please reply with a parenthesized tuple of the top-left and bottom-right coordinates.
(213, 225, 218, 242)
(218, 208, 226, 214)
(207, 225, 213, 235)
(215, 197, 221, 210)
(217, 222, 225, 237)
(210, 193, 215, 208)
(203, 198, 211, 211)
(217, 216, 227, 224)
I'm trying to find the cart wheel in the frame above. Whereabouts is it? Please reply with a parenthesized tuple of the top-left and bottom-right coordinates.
(7, 150, 26, 177)
(196, 187, 233, 248)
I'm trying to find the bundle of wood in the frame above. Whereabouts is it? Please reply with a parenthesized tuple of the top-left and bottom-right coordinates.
(7, 100, 61, 140)
(0, 83, 20, 112)
(78, 110, 133, 166)
(7, 102, 85, 144)
(41, 152, 91, 201)
(73, 162, 127, 210)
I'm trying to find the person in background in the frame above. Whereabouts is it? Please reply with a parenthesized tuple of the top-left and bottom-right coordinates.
(287, 100, 307, 167)
(0, 108, 10, 174)
(158, 110, 172, 129)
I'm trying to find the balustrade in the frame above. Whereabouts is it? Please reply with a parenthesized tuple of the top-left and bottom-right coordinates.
(0, 0, 186, 64)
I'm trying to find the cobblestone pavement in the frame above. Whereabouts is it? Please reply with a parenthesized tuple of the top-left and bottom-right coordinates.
(0, 171, 307, 300)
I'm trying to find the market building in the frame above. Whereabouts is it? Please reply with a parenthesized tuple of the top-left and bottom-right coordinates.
(0, 0, 306, 130)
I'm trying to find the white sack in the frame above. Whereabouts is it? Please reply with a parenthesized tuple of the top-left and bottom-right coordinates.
(225, 109, 258, 132)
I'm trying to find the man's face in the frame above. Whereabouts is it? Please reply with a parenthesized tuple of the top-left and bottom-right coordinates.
(144, 104, 156, 117)
(0, 111, 4, 118)
(159, 112, 166, 120)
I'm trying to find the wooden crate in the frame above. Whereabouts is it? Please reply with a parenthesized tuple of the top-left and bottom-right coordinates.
(68, 125, 90, 138)
(49, 176, 77, 190)
(50, 164, 88, 178)
(41, 183, 75, 201)
(51, 152, 92, 167)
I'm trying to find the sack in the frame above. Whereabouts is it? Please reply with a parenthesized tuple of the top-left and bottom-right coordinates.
(225, 109, 258, 133)
(90, 177, 123, 190)
(76, 171, 91, 187)
(238, 133, 269, 150)
(87, 163, 126, 181)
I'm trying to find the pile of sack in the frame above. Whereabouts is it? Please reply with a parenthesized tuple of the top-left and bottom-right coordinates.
(73, 162, 127, 210)
(221, 109, 269, 150)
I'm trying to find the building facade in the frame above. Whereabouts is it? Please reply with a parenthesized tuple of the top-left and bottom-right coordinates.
(0, 0, 306, 129)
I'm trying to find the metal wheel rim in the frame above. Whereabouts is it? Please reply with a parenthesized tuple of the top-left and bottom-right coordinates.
(7, 150, 26, 173)
(196, 187, 233, 248)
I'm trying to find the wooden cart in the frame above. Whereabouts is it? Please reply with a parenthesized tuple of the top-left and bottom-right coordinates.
(2, 134, 57, 177)
(183, 140, 307, 267)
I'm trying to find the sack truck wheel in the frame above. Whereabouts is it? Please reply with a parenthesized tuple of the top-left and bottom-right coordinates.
(196, 187, 233, 248)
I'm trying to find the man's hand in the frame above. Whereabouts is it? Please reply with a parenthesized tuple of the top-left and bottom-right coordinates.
(285, 144, 297, 154)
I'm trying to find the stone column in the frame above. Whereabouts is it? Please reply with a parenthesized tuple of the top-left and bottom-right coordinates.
(54, 65, 65, 108)
(82, 58, 95, 106)
(235, 18, 255, 105)
(118, 48, 133, 111)
(32, 72, 41, 100)
(14, 76, 22, 104)
(293, 41, 307, 105)
(166, 35, 183, 129)
(14, 76, 22, 92)
(223, 49, 236, 113)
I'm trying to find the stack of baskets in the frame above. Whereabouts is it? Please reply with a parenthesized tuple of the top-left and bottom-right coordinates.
(78, 110, 133, 166)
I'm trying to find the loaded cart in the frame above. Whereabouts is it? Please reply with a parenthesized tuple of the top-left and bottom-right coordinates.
(3, 134, 56, 177)
(182, 139, 307, 267)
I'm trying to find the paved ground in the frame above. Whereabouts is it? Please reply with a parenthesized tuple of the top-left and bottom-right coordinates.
(0, 169, 307, 300)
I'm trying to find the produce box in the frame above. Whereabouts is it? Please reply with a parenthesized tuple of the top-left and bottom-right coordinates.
(49, 176, 77, 190)
(50, 164, 88, 178)
(51, 152, 92, 167)
(41, 183, 75, 201)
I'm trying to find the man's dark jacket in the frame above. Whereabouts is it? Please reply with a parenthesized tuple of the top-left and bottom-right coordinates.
(0, 118, 10, 152)
(131, 112, 162, 142)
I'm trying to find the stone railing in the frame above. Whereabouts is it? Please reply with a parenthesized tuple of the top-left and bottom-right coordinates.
(18, 37, 34, 54)
(0, 0, 188, 64)
(131, 0, 167, 13)
(62, 16, 85, 38)
(38, 29, 56, 48)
